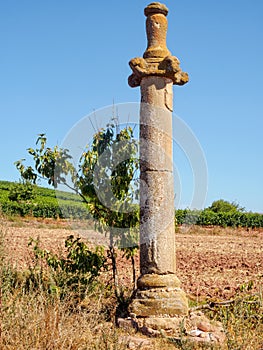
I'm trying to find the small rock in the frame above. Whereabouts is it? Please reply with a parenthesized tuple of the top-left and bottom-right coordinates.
(188, 329, 202, 337)
(199, 332, 210, 341)
(140, 326, 161, 337)
(117, 318, 138, 331)
(209, 333, 219, 342)
(189, 336, 211, 343)
(197, 321, 213, 332)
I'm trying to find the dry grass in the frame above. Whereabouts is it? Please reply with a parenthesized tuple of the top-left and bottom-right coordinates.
(2, 290, 121, 350)
(1, 289, 177, 350)
(1, 220, 263, 349)
(0, 227, 175, 350)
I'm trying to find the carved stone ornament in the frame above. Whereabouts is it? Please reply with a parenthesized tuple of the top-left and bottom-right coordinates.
(128, 2, 189, 88)
(128, 56, 189, 88)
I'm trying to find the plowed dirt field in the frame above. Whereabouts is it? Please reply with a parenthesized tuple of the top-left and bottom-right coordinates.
(2, 218, 263, 300)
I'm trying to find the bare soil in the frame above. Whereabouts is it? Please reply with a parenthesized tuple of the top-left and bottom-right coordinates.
(1, 217, 263, 301)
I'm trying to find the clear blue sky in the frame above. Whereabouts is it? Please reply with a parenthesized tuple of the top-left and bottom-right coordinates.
(1, 0, 262, 212)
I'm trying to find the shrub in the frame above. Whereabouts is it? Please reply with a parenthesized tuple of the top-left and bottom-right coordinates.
(8, 182, 36, 202)
(27, 235, 107, 300)
(207, 199, 244, 213)
(175, 208, 263, 228)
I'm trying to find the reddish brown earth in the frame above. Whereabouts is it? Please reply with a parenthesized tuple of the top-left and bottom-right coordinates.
(175, 226, 263, 300)
(1, 217, 263, 301)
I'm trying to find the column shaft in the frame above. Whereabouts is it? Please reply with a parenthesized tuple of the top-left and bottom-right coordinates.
(139, 76, 176, 275)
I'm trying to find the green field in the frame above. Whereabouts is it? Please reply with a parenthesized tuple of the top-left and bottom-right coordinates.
(1, 180, 263, 228)
(0, 180, 90, 219)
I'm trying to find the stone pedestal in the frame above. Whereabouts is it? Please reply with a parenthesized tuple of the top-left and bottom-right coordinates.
(128, 2, 189, 318)
(130, 274, 188, 317)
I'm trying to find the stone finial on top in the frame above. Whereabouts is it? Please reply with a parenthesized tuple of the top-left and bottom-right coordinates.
(143, 2, 170, 60)
(144, 2, 168, 17)
(128, 2, 189, 88)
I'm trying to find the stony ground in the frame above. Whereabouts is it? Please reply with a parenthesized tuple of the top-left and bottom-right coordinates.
(1, 217, 263, 301)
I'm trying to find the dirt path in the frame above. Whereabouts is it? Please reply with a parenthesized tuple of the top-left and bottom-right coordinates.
(1, 217, 262, 300)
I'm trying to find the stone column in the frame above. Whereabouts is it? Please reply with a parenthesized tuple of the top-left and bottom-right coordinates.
(128, 2, 189, 317)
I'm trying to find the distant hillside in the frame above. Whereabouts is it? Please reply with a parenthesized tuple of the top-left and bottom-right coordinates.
(1, 180, 263, 228)
(0, 180, 89, 219)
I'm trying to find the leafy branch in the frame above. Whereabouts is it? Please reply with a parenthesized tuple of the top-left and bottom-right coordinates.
(15, 123, 140, 298)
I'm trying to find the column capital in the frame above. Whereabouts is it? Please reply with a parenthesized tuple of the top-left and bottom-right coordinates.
(128, 2, 189, 88)
(128, 56, 188, 88)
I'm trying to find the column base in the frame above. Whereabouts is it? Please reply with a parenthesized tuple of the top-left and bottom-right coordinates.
(118, 312, 226, 344)
(129, 273, 189, 317)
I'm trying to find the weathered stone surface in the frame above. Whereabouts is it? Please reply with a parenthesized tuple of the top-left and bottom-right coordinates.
(128, 3, 189, 87)
(139, 77, 176, 276)
(144, 9, 170, 59)
(128, 2, 189, 320)
(129, 56, 189, 88)
(118, 312, 225, 344)
(139, 76, 172, 126)
(118, 314, 225, 344)
(140, 326, 161, 337)
(136, 288, 185, 300)
(140, 193, 176, 275)
(144, 2, 168, 17)
(129, 289, 188, 317)
(117, 318, 138, 331)
(186, 312, 226, 344)
(143, 316, 182, 331)
(197, 320, 213, 332)
(137, 274, 181, 289)
(140, 137, 173, 171)
(189, 312, 224, 333)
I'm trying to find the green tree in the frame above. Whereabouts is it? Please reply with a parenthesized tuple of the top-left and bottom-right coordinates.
(207, 199, 244, 213)
(15, 123, 139, 297)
